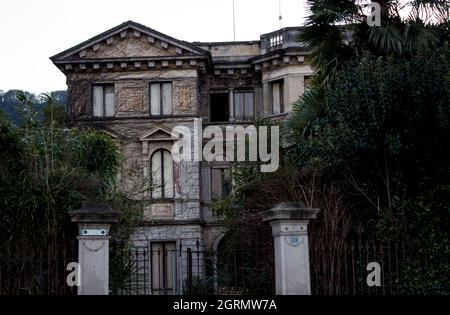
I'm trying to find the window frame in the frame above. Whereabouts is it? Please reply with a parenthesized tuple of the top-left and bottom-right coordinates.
(92, 83, 115, 118)
(270, 79, 284, 115)
(211, 165, 232, 200)
(150, 241, 177, 295)
(150, 149, 174, 200)
(150, 81, 173, 117)
(233, 89, 255, 121)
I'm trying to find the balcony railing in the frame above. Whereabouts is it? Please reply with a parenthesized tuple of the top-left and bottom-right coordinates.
(260, 27, 306, 54)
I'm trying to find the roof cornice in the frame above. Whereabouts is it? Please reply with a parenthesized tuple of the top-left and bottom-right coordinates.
(50, 20, 211, 62)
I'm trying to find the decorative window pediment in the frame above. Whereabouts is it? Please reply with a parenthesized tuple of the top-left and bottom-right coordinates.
(99, 128, 121, 140)
(139, 125, 181, 155)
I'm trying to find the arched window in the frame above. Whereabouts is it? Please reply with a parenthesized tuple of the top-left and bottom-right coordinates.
(151, 149, 174, 199)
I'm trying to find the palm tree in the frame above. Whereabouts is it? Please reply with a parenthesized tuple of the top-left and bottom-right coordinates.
(300, 0, 450, 83)
(286, 0, 450, 145)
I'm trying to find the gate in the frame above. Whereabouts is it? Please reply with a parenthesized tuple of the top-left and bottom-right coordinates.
(109, 241, 274, 295)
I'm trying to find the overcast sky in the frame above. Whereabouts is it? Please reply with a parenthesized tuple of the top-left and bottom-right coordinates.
(0, 0, 309, 93)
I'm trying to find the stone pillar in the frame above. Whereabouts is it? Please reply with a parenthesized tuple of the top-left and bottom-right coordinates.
(262, 81, 271, 115)
(261, 202, 320, 295)
(228, 88, 234, 121)
(69, 205, 119, 295)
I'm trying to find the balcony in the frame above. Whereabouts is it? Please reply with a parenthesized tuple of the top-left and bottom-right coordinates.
(260, 27, 307, 54)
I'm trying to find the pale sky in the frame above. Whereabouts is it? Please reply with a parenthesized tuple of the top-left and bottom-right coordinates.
(0, 0, 309, 93)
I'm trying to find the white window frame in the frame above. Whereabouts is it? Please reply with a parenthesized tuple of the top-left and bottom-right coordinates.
(150, 149, 174, 199)
(93, 84, 115, 117)
(150, 82, 173, 116)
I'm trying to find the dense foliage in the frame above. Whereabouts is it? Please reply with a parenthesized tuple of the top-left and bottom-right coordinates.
(0, 92, 140, 294)
(214, 0, 450, 294)
(0, 89, 67, 126)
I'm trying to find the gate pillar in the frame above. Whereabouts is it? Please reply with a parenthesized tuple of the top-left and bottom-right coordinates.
(69, 204, 119, 295)
(261, 202, 320, 295)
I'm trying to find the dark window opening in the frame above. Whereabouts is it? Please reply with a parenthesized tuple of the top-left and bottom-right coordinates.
(210, 93, 229, 122)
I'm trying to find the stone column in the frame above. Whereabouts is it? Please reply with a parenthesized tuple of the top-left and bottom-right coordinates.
(228, 88, 235, 121)
(261, 202, 320, 295)
(262, 81, 271, 115)
(69, 205, 119, 295)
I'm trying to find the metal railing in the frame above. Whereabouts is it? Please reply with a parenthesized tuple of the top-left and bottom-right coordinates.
(109, 241, 274, 295)
(310, 240, 432, 295)
(0, 245, 77, 295)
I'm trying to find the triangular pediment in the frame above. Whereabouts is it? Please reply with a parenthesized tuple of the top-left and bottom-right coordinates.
(51, 20, 209, 62)
(98, 128, 121, 140)
(139, 125, 181, 142)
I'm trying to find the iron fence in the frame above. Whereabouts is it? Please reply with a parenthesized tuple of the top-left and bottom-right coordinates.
(109, 241, 274, 295)
(310, 240, 431, 295)
(0, 252, 77, 295)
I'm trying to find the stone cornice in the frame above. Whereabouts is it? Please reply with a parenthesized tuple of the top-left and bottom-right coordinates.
(50, 20, 210, 62)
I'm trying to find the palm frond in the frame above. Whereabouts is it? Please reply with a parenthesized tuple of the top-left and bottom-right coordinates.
(368, 24, 404, 55)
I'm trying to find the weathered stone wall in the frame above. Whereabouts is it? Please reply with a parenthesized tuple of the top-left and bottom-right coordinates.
(116, 80, 148, 116)
(66, 69, 199, 118)
(67, 78, 92, 117)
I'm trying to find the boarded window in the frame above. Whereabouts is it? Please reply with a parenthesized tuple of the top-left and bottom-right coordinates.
(234, 91, 254, 121)
(211, 168, 232, 199)
(93, 84, 115, 117)
(151, 242, 177, 295)
(271, 80, 284, 114)
(210, 93, 229, 122)
(151, 149, 174, 199)
(150, 82, 173, 116)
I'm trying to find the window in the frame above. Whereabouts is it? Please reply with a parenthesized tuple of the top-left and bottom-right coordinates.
(234, 91, 254, 121)
(93, 84, 115, 117)
(210, 93, 229, 122)
(271, 80, 284, 114)
(150, 82, 173, 116)
(304, 76, 312, 93)
(151, 242, 177, 295)
(211, 168, 232, 199)
(151, 149, 174, 199)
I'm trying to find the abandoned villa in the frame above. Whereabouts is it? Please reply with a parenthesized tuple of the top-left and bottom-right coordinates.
(51, 20, 313, 294)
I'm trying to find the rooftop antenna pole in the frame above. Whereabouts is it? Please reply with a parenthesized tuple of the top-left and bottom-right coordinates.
(233, 0, 236, 41)
(279, 0, 283, 29)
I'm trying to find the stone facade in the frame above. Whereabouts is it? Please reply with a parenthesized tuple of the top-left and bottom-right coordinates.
(52, 21, 313, 294)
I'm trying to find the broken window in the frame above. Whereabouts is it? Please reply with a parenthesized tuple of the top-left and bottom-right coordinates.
(150, 242, 177, 295)
(93, 84, 115, 117)
(234, 90, 254, 121)
(271, 80, 284, 114)
(150, 82, 173, 116)
(210, 92, 229, 122)
(151, 149, 174, 199)
(211, 167, 232, 199)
